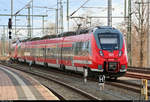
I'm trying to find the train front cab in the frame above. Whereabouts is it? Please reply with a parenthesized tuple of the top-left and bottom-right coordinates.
(89, 27, 128, 79)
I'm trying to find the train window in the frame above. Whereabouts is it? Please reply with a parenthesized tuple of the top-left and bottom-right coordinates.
(74, 42, 79, 55)
(24, 47, 31, 56)
(62, 46, 73, 60)
(99, 34, 119, 50)
(35, 47, 39, 57)
(100, 38, 117, 44)
(46, 45, 57, 59)
(88, 41, 92, 55)
(31, 48, 36, 57)
(82, 42, 89, 50)
(74, 41, 89, 56)
(39, 48, 44, 57)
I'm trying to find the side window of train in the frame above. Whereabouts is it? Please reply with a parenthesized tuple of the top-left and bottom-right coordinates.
(40, 48, 43, 57)
(84, 41, 89, 56)
(74, 42, 80, 55)
(39, 48, 41, 57)
(36, 47, 40, 57)
(81, 41, 89, 56)
(33, 46, 37, 57)
(88, 41, 92, 55)
(47, 48, 50, 57)
(74, 43, 77, 55)
(78, 42, 82, 55)
(31, 47, 35, 57)
(74, 42, 85, 56)
(35, 47, 37, 57)
(42, 48, 45, 56)
(74, 41, 90, 56)
(82, 41, 89, 50)
(46, 46, 57, 59)
(62, 45, 73, 60)
(72, 43, 76, 54)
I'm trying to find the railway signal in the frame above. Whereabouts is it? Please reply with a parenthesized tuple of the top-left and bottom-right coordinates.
(8, 18, 12, 29)
(8, 18, 13, 57)
(8, 18, 12, 39)
(9, 31, 12, 39)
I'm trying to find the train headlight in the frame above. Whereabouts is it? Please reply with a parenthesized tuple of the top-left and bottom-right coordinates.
(119, 51, 122, 57)
(100, 50, 104, 56)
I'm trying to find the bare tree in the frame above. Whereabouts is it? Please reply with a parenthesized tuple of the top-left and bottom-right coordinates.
(132, 0, 148, 67)
(116, 0, 149, 67)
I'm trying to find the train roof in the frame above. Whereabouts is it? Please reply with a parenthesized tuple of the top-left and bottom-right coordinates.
(94, 26, 122, 35)
(40, 35, 57, 40)
(14, 28, 90, 43)
(13, 26, 121, 43)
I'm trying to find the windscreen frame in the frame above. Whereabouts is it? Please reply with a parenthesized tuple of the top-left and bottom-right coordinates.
(93, 28, 124, 50)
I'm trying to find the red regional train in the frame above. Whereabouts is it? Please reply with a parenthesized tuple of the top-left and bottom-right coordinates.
(11, 26, 128, 79)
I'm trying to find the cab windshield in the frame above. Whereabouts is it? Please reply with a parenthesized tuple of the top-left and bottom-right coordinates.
(99, 33, 119, 50)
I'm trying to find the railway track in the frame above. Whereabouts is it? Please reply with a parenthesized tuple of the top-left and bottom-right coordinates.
(128, 67, 150, 74)
(126, 67, 150, 80)
(0, 61, 100, 100)
(126, 72, 150, 80)
(0, 61, 147, 99)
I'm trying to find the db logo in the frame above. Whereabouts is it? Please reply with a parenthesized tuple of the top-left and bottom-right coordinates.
(109, 53, 114, 57)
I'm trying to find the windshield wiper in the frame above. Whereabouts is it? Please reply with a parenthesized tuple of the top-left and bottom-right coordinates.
(111, 45, 116, 52)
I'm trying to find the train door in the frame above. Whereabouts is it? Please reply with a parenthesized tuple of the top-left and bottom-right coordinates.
(43, 43, 47, 67)
(45, 39, 60, 68)
(72, 42, 77, 71)
(58, 37, 64, 69)
(35, 42, 44, 65)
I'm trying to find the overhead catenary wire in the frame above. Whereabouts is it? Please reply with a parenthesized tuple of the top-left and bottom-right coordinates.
(14, 0, 33, 16)
(70, 0, 90, 17)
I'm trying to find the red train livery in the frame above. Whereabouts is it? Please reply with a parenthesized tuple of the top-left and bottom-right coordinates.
(11, 26, 128, 79)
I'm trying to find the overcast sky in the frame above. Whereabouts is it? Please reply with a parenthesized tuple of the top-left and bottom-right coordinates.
(0, 0, 125, 38)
